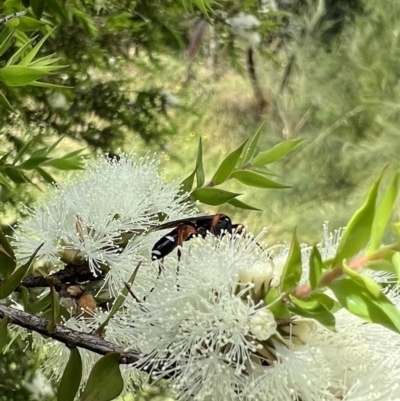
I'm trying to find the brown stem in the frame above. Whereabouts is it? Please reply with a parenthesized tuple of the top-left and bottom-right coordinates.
(0, 303, 140, 365)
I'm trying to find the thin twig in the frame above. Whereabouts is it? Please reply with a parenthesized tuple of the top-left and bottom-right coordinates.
(0, 303, 140, 365)
(0, 10, 27, 24)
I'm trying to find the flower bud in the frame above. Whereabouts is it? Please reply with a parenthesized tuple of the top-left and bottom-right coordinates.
(239, 260, 274, 293)
(281, 319, 317, 345)
(250, 309, 277, 341)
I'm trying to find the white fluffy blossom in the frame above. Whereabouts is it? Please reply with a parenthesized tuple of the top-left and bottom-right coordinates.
(228, 13, 262, 47)
(12, 154, 195, 294)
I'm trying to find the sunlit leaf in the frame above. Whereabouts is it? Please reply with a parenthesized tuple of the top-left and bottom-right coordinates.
(0, 65, 48, 86)
(230, 170, 290, 189)
(211, 140, 248, 185)
(252, 138, 303, 166)
(191, 187, 241, 206)
(227, 198, 261, 211)
(240, 121, 265, 167)
(369, 172, 400, 252)
(281, 228, 302, 293)
(0, 91, 13, 112)
(333, 170, 383, 265)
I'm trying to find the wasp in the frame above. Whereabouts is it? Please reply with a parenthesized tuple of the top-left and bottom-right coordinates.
(151, 214, 244, 260)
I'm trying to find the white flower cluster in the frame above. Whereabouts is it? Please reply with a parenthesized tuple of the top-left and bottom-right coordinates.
(12, 154, 195, 295)
(228, 13, 262, 48)
(7, 154, 400, 401)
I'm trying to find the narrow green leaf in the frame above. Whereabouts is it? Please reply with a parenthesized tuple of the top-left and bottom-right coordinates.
(240, 121, 265, 167)
(48, 158, 84, 170)
(230, 170, 290, 189)
(2, 166, 27, 183)
(19, 156, 49, 169)
(333, 170, 384, 265)
(17, 16, 46, 31)
(227, 198, 261, 211)
(46, 135, 65, 154)
(195, 137, 205, 188)
(265, 287, 290, 318)
(0, 91, 13, 112)
(0, 317, 9, 353)
(289, 295, 336, 331)
(0, 65, 48, 86)
(329, 275, 400, 334)
(191, 188, 241, 206)
(80, 353, 123, 401)
(31, 0, 46, 19)
(29, 81, 70, 89)
(6, 36, 36, 66)
(369, 172, 400, 252)
(13, 139, 34, 165)
(20, 27, 55, 66)
(180, 168, 196, 194)
(252, 138, 303, 166)
(309, 245, 323, 289)
(60, 149, 86, 159)
(211, 140, 248, 185)
(281, 228, 302, 293)
(47, 285, 59, 333)
(35, 166, 56, 184)
(0, 244, 42, 299)
(96, 262, 141, 335)
(393, 253, 400, 282)
(0, 30, 14, 57)
(57, 348, 82, 401)
(29, 291, 52, 313)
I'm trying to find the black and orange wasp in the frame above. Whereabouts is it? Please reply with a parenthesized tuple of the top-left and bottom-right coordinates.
(151, 214, 244, 260)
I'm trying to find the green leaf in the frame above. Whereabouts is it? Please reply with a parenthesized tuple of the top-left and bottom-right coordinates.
(13, 138, 34, 164)
(47, 285, 59, 333)
(0, 244, 42, 299)
(0, 91, 13, 112)
(265, 287, 290, 318)
(227, 198, 261, 211)
(369, 172, 400, 252)
(240, 121, 265, 167)
(309, 245, 323, 289)
(29, 81, 69, 89)
(281, 228, 302, 293)
(195, 137, 205, 188)
(0, 317, 8, 353)
(48, 158, 84, 170)
(367, 259, 396, 274)
(19, 156, 49, 169)
(46, 135, 65, 154)
(35, 166, 56, 184)
(96, 262, 141, 335)
(31, 0, 46, 19)
(191, 188, 241, 206)
(211, 140, 248, 185)
(20, 27, 55, 66)
(0, 65, 48, 86)
(333, 170, 383, 266)
(57, 348, 82, 401)
(230, 170, 290, 189)
(2, 166, 27, 183)
(252, 138, 303, 166)
(80, 353, 123, 401)
(17, 16, 46, 31)
(289, 295, 336, 331)
(180, 168, 196, 194)
(329, 273, 400, 333)
(0, 30, 14, 57)
(6, 36, 36, 66)
(29, 291, 52, 313)
(393, 253, 400, 282)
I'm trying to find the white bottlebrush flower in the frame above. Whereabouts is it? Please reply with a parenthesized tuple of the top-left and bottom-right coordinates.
(228, 13, 261, 48)
(12, 153, 195, 295)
